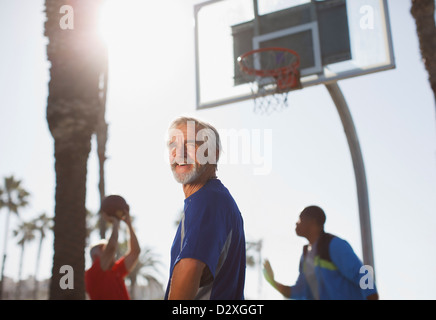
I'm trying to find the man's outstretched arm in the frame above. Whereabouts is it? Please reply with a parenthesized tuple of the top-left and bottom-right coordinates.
(263, 259, 292, 298)
(100, 214, 120, 271)
(122, 208, 141, 273)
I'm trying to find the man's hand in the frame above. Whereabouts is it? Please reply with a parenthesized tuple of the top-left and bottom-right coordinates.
(263, 259, 275, 287)
(102, 212, 120, 225)
(263, 259, 292, 297)
(120, 205, 132, 225)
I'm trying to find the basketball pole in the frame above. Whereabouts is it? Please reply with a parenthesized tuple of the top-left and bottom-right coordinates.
(325, 82, 376, 277)
(253, 0, 260, 37)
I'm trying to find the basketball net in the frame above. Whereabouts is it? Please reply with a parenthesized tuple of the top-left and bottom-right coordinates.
(238, 47, 301, 115)
(248, 76, 292, 115)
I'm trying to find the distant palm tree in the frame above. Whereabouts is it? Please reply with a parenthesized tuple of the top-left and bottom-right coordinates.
(127, 246, 165, 300)
(13, 221, 36, 299)
(0, 176, 30, 300)
(411, 0, 436, 106)
(44, 0, 108, 299)
(32, 213, 53, 300)
(246, 240, 263, 298)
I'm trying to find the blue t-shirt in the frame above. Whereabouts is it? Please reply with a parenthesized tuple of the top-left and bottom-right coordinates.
(291, 236, 378, 300)
(165, 179, 246, 300)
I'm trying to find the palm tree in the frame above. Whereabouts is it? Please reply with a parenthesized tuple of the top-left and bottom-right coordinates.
(246, 239, 263, 298)
(0, 176, 30, 300)
(113, 219, 164, 300)
(13, 221, 36, 299)
(96, 58, 109, 240)
(32, 213, 53, 300)
(44, 0, 108, 299)
(127, 246, 165, 300)
(85, 209, 98, 246)
(411, 0, 436, 106)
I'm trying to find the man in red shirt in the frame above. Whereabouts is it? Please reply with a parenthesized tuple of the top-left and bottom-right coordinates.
(85, 206, 140, 300)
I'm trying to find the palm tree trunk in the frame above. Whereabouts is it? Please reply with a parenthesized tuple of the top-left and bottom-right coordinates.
(15, 243, 25, 300)
(411, 0, 436, 107)
(49, 137, 90, 299)
(129, 273, 137, 300)
(33, 235, 44, 300)
(97, 64, 109, 240)
(45, 0, 107, 300)
(0, 209, 11, 299)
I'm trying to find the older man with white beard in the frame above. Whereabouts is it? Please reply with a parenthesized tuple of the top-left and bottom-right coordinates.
(164, 116, 246, 300)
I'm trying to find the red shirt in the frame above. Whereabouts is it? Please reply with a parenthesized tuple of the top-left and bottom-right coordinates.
(85, 256, 130, 300)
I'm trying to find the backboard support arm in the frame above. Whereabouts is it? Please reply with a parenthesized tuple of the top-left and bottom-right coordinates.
(252, 0, 260, 37)
(325, 82, 376, 278)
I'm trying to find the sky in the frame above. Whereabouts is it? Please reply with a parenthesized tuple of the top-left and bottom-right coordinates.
(0, 0, 436, 300)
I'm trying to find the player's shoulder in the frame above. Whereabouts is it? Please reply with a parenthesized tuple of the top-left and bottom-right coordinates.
(195, 179, 234, 203)
(328, 235, 356, 255)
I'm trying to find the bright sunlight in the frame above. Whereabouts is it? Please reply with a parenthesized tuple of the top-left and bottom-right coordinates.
(98, 0, 151, 59)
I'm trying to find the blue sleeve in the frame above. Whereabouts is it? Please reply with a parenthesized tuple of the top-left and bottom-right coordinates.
(329, 238, 378, 298)
(290, 255, 308, 300)
(177, 200, 229, 277)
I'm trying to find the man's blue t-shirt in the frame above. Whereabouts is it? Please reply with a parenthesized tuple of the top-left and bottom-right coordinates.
(165, 178, 246, 300)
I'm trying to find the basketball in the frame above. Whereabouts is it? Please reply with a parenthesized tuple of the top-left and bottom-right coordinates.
(100, 195, 128, 219)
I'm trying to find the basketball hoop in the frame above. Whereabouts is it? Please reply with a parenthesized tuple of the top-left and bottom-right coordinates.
(238, 47, 302, 114)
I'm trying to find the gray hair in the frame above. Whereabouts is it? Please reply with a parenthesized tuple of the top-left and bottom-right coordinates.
(168, 116, 222, 169)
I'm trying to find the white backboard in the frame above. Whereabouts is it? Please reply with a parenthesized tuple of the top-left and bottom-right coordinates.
(194, 0, 395, 109)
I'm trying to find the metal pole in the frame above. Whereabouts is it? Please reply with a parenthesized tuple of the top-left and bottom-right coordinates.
(325, 82, 375, 273)
(253, 0, 260, 37)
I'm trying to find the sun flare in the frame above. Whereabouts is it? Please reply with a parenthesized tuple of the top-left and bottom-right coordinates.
(98, 0, 150, 49)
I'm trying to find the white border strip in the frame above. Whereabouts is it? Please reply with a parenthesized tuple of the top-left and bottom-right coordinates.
(252, 21, 323, 76)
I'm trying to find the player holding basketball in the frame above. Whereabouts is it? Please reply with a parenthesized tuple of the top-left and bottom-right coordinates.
(165, 116, 246, 300)
(85, 207, 140, 300)
(264, 206, 379, 300)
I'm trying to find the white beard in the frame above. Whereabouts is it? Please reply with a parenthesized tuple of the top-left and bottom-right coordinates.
(171, 163, 207, 185)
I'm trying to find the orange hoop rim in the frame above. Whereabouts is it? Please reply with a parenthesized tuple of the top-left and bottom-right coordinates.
(237, 47, 300, 78)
